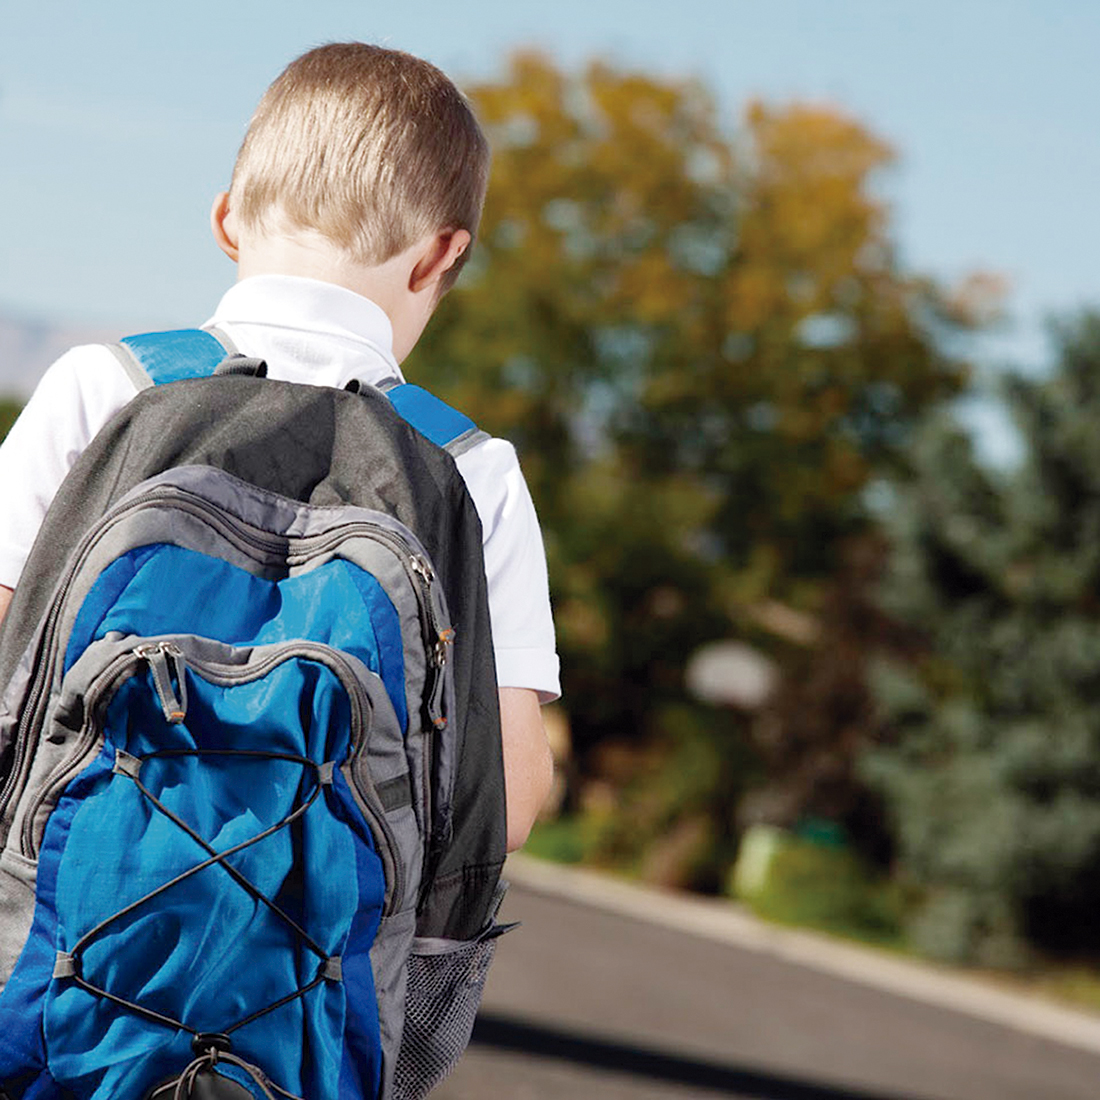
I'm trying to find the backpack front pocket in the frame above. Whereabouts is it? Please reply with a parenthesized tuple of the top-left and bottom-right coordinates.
(22, 634, 406, 1100)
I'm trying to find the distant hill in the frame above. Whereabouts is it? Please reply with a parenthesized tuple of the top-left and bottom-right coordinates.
(0, 309, 120, 398)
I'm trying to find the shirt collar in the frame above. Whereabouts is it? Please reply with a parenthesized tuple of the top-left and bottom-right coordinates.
(206, 274, 403, 379)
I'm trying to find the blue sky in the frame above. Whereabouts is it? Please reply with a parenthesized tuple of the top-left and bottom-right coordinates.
(2, 0, 1098, 392)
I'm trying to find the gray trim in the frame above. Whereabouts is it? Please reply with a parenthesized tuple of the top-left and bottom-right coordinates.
(112, 750, 142, 779)
(53, 952, 77, 979)
(122, 466, 440, 553)
(444, 428, 491, 459)
(106, 342, 155, 392)
(371, 908, 417, 1099)
(0, 848, 37, 987)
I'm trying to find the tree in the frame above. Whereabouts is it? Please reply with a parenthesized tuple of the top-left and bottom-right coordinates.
(866, 312, 1100, 965)
(0, 399, 21, 443)
(409, 54, 976, 883)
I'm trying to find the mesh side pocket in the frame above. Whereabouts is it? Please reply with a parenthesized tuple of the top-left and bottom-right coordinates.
(390, 926, 507, 1100)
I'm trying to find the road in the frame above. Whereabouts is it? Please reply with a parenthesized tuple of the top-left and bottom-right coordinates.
(436, 880, 1100, 1100)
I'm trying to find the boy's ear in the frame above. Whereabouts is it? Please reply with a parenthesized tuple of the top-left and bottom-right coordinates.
(409, 229, 471, 295)
(210, 191, 240, 263)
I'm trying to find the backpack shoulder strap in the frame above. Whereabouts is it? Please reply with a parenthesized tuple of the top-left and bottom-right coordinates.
(112, 328, 489, 457)
(382, 382, 490, 458)
(110, 327, 238, 389)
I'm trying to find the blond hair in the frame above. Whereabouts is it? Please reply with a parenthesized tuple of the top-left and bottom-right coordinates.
(230, 43, 490, 283)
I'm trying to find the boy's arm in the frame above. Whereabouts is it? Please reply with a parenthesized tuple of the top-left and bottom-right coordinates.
(499, 686, 554, 852)
(0, 347, 134, 630)
(453, 439, 559, 853)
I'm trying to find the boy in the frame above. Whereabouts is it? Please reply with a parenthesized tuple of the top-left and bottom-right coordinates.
(0, 42, 556, 850)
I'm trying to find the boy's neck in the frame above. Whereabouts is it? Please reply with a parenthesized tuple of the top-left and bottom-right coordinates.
(235, 230, 432, 362)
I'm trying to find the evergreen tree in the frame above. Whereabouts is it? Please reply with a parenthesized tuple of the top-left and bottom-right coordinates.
(867, 312, 1100, 965)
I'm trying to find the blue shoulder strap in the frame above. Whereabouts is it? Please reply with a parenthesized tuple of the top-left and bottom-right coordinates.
(117, 329, 231, 386)
(115, 328, 487, 455)
(383, 383, 485, 454)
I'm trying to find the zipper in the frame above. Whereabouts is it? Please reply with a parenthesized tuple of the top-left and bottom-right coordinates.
(409, 552, 454, 874)
(22, 638, 407, 915)
(141, 489, 455, 735)
(0, 482, 452, 836)
(410, 553, 453, 732)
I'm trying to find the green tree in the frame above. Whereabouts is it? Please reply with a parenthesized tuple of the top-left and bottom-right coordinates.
(410, 54, 976, 883)
(866, 312, 1100, 965)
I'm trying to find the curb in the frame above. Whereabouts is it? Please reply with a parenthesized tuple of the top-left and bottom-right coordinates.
(505, 853, 1100, 1056)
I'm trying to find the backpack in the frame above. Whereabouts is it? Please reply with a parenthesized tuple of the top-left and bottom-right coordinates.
(0, 328, 510, 1100)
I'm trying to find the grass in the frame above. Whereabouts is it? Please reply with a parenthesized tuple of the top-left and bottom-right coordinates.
(1029, 966, 1100, 1014)
(730, 829, 908, 952)
(522, 815, 597, 865)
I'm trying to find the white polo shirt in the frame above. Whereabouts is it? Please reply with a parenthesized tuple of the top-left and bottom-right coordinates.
(0, 275, 560, 700)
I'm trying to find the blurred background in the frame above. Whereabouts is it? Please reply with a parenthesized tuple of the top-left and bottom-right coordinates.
(5, 3, 1100, 1089)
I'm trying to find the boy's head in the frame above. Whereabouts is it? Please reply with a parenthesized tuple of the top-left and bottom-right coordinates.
(227, 43, 490, 293)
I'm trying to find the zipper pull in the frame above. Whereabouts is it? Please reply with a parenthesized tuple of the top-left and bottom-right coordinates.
(412, 552, 451, 727)
(411, 554, 451, 669)
(429, 628, 455, 731)
(411, 555, 435, 585)
(135, 642, 188, 723)
(434, 627, 455, 670)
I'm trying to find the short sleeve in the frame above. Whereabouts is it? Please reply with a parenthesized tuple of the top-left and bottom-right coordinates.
(455, 438, 560, 701)
(0, 345, 134, 587)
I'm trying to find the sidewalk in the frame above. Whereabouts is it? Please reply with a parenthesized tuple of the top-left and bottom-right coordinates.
(505, 853, 1100, 1057)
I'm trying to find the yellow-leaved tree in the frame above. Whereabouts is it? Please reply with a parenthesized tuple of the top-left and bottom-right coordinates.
(410, 53, 977, 887)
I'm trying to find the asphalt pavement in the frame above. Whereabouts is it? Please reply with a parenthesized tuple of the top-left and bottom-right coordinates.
(435, 857, 1100, 1100)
